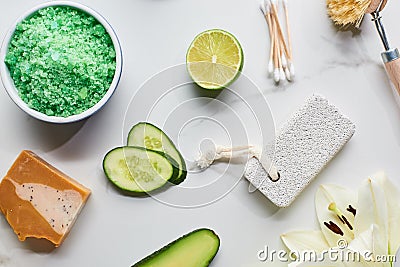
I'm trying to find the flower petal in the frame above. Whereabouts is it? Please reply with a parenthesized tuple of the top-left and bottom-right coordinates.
(348, 224, 390, 267)
(371, 172, 400, 255)
(371, 225, 391, 267)
(315, 184, 357, 247)
(354, 177, 389, 257)
(281, 230, 329, 254)
(348, 224, 374, 257)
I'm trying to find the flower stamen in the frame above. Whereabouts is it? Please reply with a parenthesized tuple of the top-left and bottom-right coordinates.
(328, 202, 354, 231)
(324, 221, 344, 236)
(347, 205, 356, 216)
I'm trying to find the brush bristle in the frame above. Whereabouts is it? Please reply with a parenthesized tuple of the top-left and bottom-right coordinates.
(326, 0, 371, 27)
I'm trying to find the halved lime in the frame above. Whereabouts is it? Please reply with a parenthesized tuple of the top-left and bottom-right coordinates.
(186, 29, 244, 90)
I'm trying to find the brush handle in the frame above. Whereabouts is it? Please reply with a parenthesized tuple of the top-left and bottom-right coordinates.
(382, 49, 400, 97)
(365, 0, 388, 14)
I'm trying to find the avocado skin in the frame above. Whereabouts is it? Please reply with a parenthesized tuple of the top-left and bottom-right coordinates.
(132, 228, 220, 267)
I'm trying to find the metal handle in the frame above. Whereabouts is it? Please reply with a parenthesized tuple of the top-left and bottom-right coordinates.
(382, 48, 400, 63)
(371, 11, 391, 51)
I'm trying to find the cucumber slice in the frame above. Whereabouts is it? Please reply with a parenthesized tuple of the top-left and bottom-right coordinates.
(103, 146, 179, 193)
(132, 228, 220, 267)
(127, 122, 187, 185)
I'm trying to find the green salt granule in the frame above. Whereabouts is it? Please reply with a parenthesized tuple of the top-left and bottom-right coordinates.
(5, 6, 117, 117)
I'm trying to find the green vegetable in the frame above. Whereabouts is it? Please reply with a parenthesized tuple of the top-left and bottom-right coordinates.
(132, 228, 220, 267)
(103, 146, 179, 193)
(128, 122, 187, 185)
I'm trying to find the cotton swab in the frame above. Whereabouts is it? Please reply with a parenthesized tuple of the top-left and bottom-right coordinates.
(268, 53, 274, 75)
(283, 0, 292, 59)
(260, 0, 275, 76)
(260, 0, 280, 82)
(272, 16, 280, 83)
(269, 0, 290, 60)
(288, 61, 295, 78)
(283, 0, 295, 78)
(281, 51, 287, 68)
(271, 0, 286, 82)
(285, 66, 292, 81)
(278, 43, 285, 82)
(279, 39, 288, 81)
(259, 0, 294, 83)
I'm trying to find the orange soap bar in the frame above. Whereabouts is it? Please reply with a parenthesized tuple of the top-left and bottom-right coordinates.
(0, 150, 91, 247)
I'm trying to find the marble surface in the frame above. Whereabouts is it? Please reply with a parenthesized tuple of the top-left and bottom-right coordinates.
(0, 0, 400, 266)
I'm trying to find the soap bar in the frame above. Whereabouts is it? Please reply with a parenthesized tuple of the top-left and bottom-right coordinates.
(0, 150, 91, 247)
(245, 95, 355, 207)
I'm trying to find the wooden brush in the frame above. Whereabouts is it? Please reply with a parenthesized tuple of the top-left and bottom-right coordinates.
(327, 0, 400, 100)
(327, 0, 387, 27)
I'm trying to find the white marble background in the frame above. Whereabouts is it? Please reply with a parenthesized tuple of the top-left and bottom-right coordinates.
(0, 0, 400, 266)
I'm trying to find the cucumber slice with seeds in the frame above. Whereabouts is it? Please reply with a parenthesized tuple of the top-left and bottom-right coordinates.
(103, 146, 179, 193)
(127, 122, 187, 185)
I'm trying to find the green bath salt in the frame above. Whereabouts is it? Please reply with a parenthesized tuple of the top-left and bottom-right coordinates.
(5, 6, 116, 117)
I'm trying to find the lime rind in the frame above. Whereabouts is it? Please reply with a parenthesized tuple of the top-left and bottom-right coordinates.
(186, 29, 244, 90)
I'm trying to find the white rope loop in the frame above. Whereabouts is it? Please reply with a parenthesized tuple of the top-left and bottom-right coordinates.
(195, 145, 280, 182)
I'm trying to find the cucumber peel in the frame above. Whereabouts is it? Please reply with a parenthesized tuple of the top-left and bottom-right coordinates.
(103, 146, 179, 193)
(128, 122, 187, 185)
(132, 228, 220, 267)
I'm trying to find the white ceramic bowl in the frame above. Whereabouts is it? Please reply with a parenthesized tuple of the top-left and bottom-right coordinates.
(0, 1, 123, 123)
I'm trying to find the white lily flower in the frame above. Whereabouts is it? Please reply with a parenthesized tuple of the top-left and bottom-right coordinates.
(370, 172, 400, 255)
(315, 184, 357, 247)
(281, 172, 400, 267)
